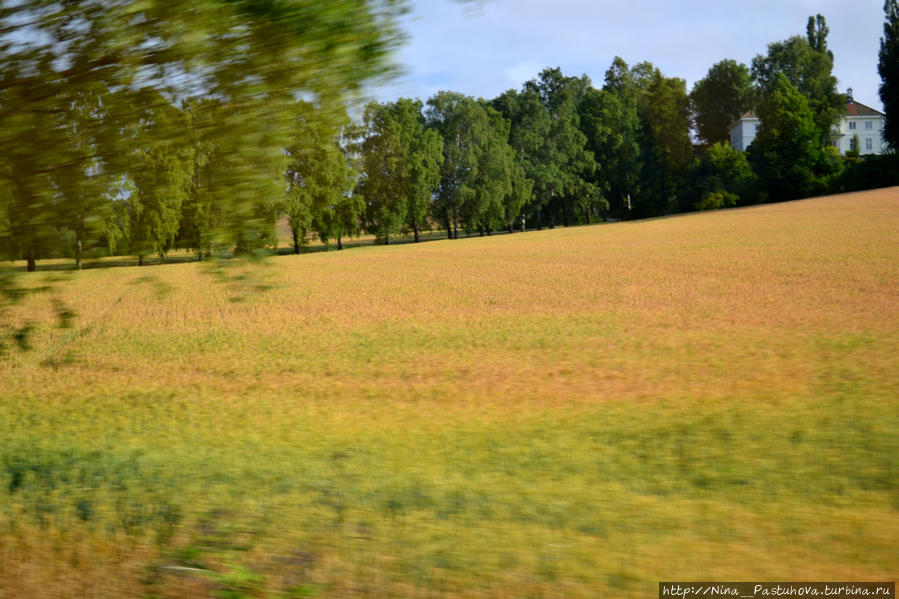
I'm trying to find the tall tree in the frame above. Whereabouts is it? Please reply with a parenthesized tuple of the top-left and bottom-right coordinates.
(426, 92, 486, 238)
(751, 14, 843, 147)
(690, 60, 755, 145)
(518, 68, 596, 228)
(50, 84, 121, 270)
(358, 99, 442, 244)
(491, 88, 547, 227)
(578, 86, 635, 218)
(399, 101, 444, 243)
(598, 58, 646, 215)
(0, 0, 406, 267)
(880, 0, 899, 150)
(748, 74, 829, 201)
(284, 101, 357, 253)
(126, 93, 195, 265)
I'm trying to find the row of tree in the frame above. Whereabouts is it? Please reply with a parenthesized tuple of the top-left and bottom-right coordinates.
(322, 8, 897, 246)
(3, 4, 899, 272)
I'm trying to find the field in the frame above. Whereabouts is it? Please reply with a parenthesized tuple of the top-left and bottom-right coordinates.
(2, 188, 898, 598)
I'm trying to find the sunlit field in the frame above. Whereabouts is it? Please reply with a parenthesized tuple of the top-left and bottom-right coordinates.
(2, 188, 898, 598)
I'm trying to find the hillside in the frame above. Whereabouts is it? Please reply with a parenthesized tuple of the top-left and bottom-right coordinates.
(2, 188, 898, 598)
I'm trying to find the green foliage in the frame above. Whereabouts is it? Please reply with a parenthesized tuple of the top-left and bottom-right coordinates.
(690, 59, 755, 145)
(833, 153, 899, 192)
(880, 0, 899, 150)
(751, 14, 844, 147)
(358, 98, 442, 244)
(748, 74, 832, 201)
(284, 102, 356, 252)
(426, 92, 508, 237)
(695, 191, 738, 211)
(689, 142, 757, 210)
(126, 92, 195, 263)
(521, 68, 598, 227)
(402, 103, 444, 242)
(0, 0, 406, 269)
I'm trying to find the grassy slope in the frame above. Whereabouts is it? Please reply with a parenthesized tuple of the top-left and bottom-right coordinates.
(2, 188, 898, 597)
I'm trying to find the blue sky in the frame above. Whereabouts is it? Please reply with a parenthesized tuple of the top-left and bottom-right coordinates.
(370, 0, 888, 111)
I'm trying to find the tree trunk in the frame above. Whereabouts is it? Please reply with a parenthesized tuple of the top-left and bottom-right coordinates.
(444, 208, 452, 239)
(138, 254, 144, 267)
(520, 214, 526, 233)
(413, 224, 420, 243)
(536, 210, 542, 231)
(385, 234, 389, 245)
(337, 234, 343, 250)
(25, 247, 36, 272)
(75, 236, 83, 271)
(292, 229, 301, 254)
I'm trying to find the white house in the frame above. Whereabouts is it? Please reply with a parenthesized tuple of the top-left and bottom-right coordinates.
(730, 111, 760, 151)
(729, 89, 887, 156)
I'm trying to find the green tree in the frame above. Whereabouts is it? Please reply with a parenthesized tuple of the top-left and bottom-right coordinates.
(522, 68, 597, 228)
(0, 0, 409, 351)
(358, 99, 442, 244)
(690, 60, 755, 145)
(399, 101, 444, 243)
(284, 102, 357, 253)
(880, 0, 899, 150)
(426, 92, 486, 238)
(0, 0, 406, 265)
(126, 93, 195, 265)
(689, 142, 757, 210)
(597, 58, 646, 216)
(491, 88, 547, 228)
(751, 14, 843, 147)
(748, 74, 829, 201)
(624, 64, 693, 217)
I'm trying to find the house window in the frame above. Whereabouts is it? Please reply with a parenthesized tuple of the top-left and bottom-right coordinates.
(865, 138, 873, 151)
(865, 120, 873, 129)
(849, 121, 856, 130)
(849, 137, 857, 151)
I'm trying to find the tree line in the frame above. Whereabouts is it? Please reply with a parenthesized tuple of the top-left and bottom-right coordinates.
(3, 4, 899, 274)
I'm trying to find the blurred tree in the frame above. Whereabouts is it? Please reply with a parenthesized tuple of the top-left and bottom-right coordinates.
(126, 92, 194, 265)
(0, 0, 407, 266)
(880, 0, 899, 150)
(0, 0, 408, 351)
(690, 59, 755, 145)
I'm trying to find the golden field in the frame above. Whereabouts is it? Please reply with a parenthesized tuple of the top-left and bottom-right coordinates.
(2, 188, 898, 597)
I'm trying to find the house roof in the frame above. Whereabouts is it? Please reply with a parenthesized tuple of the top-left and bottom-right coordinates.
(844, 100, 884, 117)
(731, 99, 884, 129)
